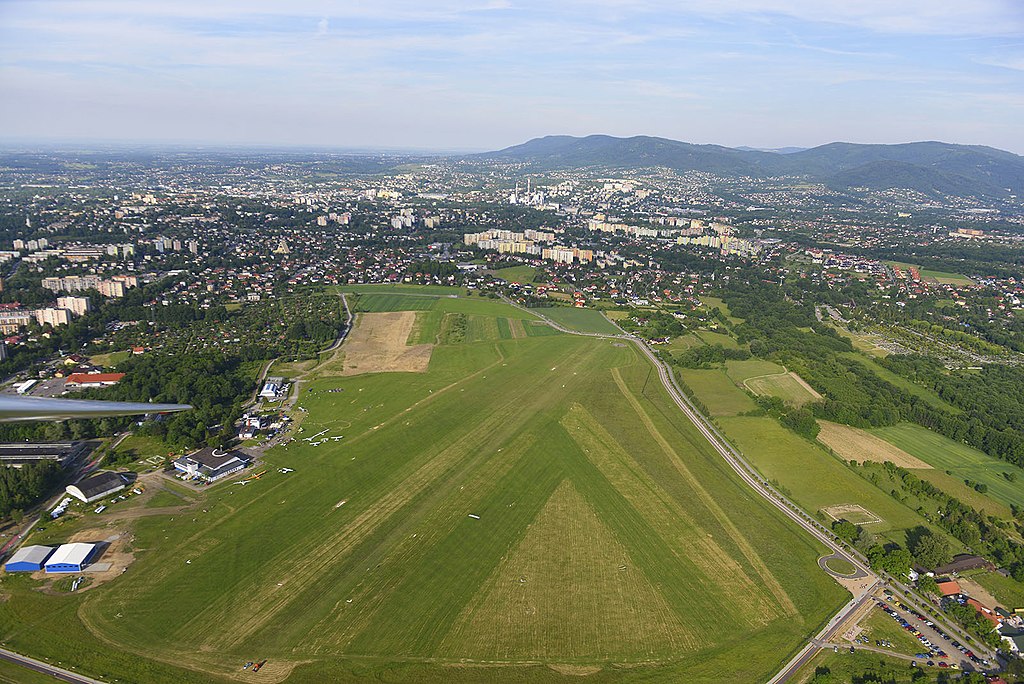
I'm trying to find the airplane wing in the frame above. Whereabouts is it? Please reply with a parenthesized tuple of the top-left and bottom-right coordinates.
(0, 395, 191, 422)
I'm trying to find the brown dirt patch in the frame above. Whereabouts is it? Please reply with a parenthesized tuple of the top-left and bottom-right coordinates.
(818, 421, 931, 469)
(333, 312, 433, 376)
(31, 528, 136, 592)
(548, 665, 603, 676)
(957, 576, 1002, 610)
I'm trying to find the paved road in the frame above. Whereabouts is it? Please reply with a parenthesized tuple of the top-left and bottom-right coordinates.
(0, 646, 107, 684)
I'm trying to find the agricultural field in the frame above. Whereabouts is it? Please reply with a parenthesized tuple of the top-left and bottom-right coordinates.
(817, 422, 930, 469)
(352, 292, 441, 312)
(535, 306, 621, 335)
(0, 291, 849, 683)
(870, 423, 1024, 509)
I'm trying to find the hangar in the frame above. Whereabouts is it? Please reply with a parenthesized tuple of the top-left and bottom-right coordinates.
(173, 448, 250, 482)
(44, 542, 97, 573)
(4, 545, 55, 572)
(67, 471, 127, 503)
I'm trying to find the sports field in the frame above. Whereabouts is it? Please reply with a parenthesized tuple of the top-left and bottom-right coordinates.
(0, 292, 849, 683)
(870, 423, 1024, 509)
(744, 373, 820, 406)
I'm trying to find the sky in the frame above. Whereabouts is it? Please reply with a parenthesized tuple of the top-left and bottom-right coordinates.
(1, 1, 1023, 153)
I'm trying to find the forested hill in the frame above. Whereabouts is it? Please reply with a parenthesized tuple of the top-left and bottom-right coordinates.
(479, 135, 1024, 199)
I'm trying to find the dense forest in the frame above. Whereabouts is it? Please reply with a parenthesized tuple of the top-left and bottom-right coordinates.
(0, 461, 62, 520)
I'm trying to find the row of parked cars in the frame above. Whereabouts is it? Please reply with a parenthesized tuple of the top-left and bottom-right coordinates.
(875, 596, 991, 670)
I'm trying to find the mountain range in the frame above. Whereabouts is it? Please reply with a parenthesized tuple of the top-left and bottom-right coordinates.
(479, 135, 1024, 199)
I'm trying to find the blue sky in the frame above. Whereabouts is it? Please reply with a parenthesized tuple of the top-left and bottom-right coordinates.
(1, 1, 1023, 152)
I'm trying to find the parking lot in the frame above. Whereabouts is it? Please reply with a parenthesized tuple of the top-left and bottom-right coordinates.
(872, 591, 992, 672)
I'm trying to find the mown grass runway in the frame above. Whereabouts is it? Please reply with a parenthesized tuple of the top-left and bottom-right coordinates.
(3, 294, 847, 683)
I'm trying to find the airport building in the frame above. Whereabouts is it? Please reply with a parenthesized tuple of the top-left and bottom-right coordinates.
(0, 442, 86, 468)
(67, 471, 127, 503)
(173, 448, 251, 482)
(44, 543, 98, 573)
(4, 545, 55, 573)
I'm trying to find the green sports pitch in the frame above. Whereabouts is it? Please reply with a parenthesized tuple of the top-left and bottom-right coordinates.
(0, 295, 847, 683)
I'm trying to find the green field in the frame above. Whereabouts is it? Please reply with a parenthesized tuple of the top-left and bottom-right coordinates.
(0, 295, 849, 683)
(89, 350, 131, 368)
(724, 359, 785, 383)
(743, 373, 820, 407)
(717, 416, 936, 544)
(535, 307, 621, 335)
(823, 556, 856, 575)
(871, 423, 1024, 509)
(918, 268, 974, 285)
(911, 469, 1012, 519)
(353, 292, 442, 312)
(489, 265, 537, 283)
(965, 569, 1024, 610)
(858, 608, 929, 657)
(694, 330, 740, 349)
(699, 296, 742, 325)
(794, 649, 939, 684)
(678, 369, 758, 416)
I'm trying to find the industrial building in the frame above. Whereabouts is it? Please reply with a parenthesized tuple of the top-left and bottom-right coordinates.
(44, 543, 97, 573)
(64, 372, 125, 388)
(4, 545, 54, 572)
(259, 376, 284, 399)
(0, 441, 85, 467)
(173, 448, 250, 482)
(67, 471, 127, 503)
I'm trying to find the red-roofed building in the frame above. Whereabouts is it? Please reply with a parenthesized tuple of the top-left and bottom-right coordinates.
(65, 373, 125, 388)
(937, 580, 962, 597)
(966, 598, 1001, 628)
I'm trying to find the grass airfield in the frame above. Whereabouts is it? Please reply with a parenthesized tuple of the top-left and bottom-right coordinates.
(1, 293, 846, 683)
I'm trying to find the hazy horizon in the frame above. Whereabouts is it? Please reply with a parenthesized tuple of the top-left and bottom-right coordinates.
(2, 1, 1023, 154)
